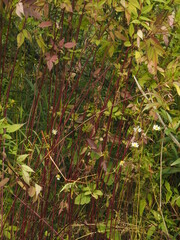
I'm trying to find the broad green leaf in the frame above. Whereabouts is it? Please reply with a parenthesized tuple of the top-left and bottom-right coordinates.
(4, 230, 11, 239)
(107, 100, 112, 108)
(143, 102, 160, 111)
(92, 193, 98, 199)
(104, 174, 114, 186)
(115, 6, 124, 12)
(166, 190, 172, 203)
(23, 29, 32, 42)
(151, 210, 161, 221)
(176, 197, 180, 207)
(139, 16, 152, 21)
(17, 32, 24, 48)
(6, 123, 24, 133)
(17, 154, 29, 162)
(171, 158, 180, 166)
(22, 170, 30, 185)
(3, 134, 12, 140)
(147, 226, 156, 239)
(129, 24, 134, 37)
(114, 110, 122, 116)
(124, 41, 131, 47)
(129, 0, 140, 9)
(75, 193, 90, 205)
(94, 190, 103, 196)
(84, 191, 91, 195)
(135, 51, 141, 62)
(141, 4, 153, 14)
(165, 181, 171, 191)
(108, 45, 114, 57)
(36, 35, 46, 53)
(112, 106, 118, 112)
(139, 198, 146, 217)
(21, 164, 34, 173)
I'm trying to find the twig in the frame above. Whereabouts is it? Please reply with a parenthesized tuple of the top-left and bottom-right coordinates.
(133, 76, 180, 149)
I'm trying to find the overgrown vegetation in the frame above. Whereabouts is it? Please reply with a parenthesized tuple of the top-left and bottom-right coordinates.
(0, 0, 180, 239)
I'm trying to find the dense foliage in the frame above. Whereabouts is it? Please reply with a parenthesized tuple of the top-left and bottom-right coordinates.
(0, 0, 180, 239)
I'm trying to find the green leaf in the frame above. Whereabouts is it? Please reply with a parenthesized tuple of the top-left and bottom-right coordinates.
(23, 29, 32, 42)
(3, 134, 12, 140)
(108, 45, 114, 57)
(165, 181, 171, 191)
(6, 123, 24, 133)
(139, 198, 146, 217)
(22, 170, 30, 185)
(107, 100, 112, 108)
(129, 0, 140, 9)
(151, 210, 161, 221)
(60, 182, 75, 193)
(21, 164, 34, 173)
(176, 197, 180, 207)
(17, 32, 24, 48)
(104, 174, 114, 186)
(147, 226, 156, 239)
(75, 193, 90, 205)
(166, 190, 172, 203)
(97, 223, 106, 233)
(173, 82, 180, 96)
(17, 154, 29, 162)
(94, 190, 103, 196)
(84, 191, 91, 195)
(171, 158, 180, 166)
(143, 102, 160, 111)
(141, 4, 153, 14)
(124, 41, 131, 47)
(92, 193, 98, 199)
(129, 24, 134, 37)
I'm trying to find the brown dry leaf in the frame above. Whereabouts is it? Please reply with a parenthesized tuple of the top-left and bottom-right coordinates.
(64, 42, 76, 49)
(28, 186, 36, 197)
(149, 109, 158, 120)
(39, 21, 52, 28)
(0, 178, 9, 187)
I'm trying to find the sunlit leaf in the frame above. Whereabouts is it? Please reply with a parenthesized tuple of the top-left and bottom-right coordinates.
(6, 123, 24, 133)
(21, 164, 34, 173)
(17, 154, 29, 162)
(17, 32, 24, 48)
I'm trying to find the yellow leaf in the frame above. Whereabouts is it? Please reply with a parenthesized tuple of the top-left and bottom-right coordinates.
(173, 82, 180, 96)
(17, 32, 24, 48)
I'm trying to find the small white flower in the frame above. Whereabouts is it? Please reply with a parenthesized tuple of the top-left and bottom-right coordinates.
(100, 137, 103, 142)
(134, 126, 142, 133)
(52, 129, 58, 135)
(153, 125, 161, 131)
(120, 160, 125, 166)
(138, 127, 142, 132)
(56, 174, 60, 180)
(131, 142, 139, 148)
